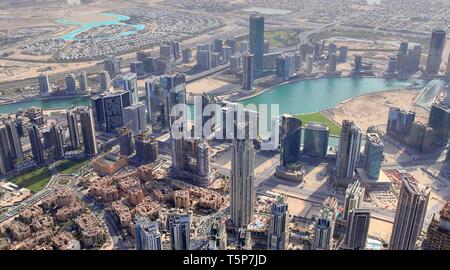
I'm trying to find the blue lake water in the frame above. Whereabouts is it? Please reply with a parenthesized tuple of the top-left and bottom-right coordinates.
(57, 12, 145, 41)
(239, 77, 428, 115)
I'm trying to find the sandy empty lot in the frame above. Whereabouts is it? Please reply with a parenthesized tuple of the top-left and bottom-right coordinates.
(324, 89, 429, 133)
(186, 78, 230, 94)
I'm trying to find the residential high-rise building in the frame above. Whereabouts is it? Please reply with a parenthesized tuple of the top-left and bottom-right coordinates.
(182, 48, 191, 63)
(328, 43, 337, 56)
(160, 45, 172, 60)
(135, 215, 162, 250)
(91, 92, 131, 133)
(236, 227, 252, 250)
(104, 56, 121, 78)
(197, 49, 211, 70)
(249, 14, 264, 77)
(226, 38, 237, 55)
(0, 124, 14, 175)
(327, 53, 337, 73)
(50, 124, 65, 160)
(38, 74, 50, 97)
(264, 39, 270, 54)
(303, 122, 329, 158)
(343, 180, 365, 221)
(385, 55, 398, 76)
(98, 71, 111, 92)
(119, 127, 133, 156)
(79, 72, 88, 94)
(171, 42, 180, 60)
(276, 53, 296, 80)
(426, 29, 446, 75)
(240, 40, 248, 54)
(66, 108, 80, 150)
(313, 196, 338, 250)
(279, 114, 301, 166)
(214, 38, 223, 55)
(242, 53, 254, 90)
(137, 51, 151, 62)
(122, 103, 147, 133)
(428, 103, 450, 144)
(363, 133, 384, 179)
(305, 53, 314, 75)
(230, 54, 241, 75)
(208, 219, 227, 250)
(123, 73, 138, 105)
(342, 209, 371, 250)
(335, 120, 361, 185)
(421, 200, 450, 250)
(28, 124, 45, 165)
(4, 120, 23, 164)
(267, 196, 289, 250)
(167, 212, 191, 250)
(354, 55, 363, 74)
(230, 138, 255, 229)
(79, 106, 98, 157)
(390, 172, 431, 250)
(130, 61, 145, 77)
(338, 46, 348, 63)
(135, 130, 158, 163)
(387, 107, 416, 135)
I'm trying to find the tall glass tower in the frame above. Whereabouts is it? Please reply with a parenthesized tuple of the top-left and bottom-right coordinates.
(249, 14, 264, 78)
(426, 29, 446, 75)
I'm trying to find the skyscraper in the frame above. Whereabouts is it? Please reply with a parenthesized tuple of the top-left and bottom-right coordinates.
(0, 124, 14, 175)
(79, 72, 88, 94)
(92, 92, 130, 133)
(421, 200, 450, 250)
(279, 114, 301, 167)
(123, 73, 138, 105)
(249, 14, 264, 77)
(303, 122, 329, 158)
(122, 103, 147, 133)
(267, 196, 289, 250)
(50, 123, 65, 160)
(242, 53, 254, 90)
(38, 74, 50, 97)
(135, 215, 162, 250)
(327, 53, 337, 73)
(335, 120, 362, 186)
(231, 137, 255, 229)
(135, 130, 158, 163)
(4, 120, 23, 164)
(66, 108, 80, 150)
(104, 56, 121, 78)
(208, 219, 227, 250)
(119, 126, 133, 156)
(313, 196, 338, 250)
(390, 172, 431, 250)
(426, 29, 446, 75)
(98, 71, 111, 92)
(167, 212, 191, 250)
(79, 106, 98, 157)
(65, 74, 77, 94)
(363, 133, 384, 179)
(343, 180, 365, 221)
(28, 124, 45, 165)
(342, 209, 371, 250)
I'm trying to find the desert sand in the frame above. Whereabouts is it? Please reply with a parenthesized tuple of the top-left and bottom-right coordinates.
(323, 89, 429, 133)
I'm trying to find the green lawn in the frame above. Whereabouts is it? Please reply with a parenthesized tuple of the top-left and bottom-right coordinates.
(264, 30, 301, 48)
(55, 159, 90, 175)
(236, 29, 301, 48)
(296, 112, 341, 136)
(9, 167, 52, 193)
